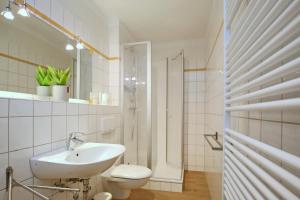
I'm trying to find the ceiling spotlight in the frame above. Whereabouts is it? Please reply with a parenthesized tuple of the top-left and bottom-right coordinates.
(65, 43, 74, 51)
(17, 4, 30, 17)
(1, 4, 14, 20)
(76, 41, 84, 50)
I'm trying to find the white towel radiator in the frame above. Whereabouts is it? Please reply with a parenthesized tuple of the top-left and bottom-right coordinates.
(224, 0, 300, 199)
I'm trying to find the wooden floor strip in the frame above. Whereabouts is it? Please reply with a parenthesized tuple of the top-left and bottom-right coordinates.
(122, 171, 211, 200)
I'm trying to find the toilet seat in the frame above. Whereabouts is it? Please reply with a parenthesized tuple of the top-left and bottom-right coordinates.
(110, 164, 152, 180)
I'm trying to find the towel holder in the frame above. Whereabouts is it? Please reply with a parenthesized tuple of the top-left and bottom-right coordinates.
(204, 132, 223, 151)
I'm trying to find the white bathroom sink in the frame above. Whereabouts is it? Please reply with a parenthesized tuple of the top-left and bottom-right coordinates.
(30, 143, 125, 179)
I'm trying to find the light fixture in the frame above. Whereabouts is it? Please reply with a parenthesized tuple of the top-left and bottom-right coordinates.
(1, 2, 14, 20)
(65, 41, 74, 51)
(76, 40, 84, 50)
(17, 1, 30, 17)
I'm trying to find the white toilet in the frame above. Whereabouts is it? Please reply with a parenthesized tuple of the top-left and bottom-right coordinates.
(102, 164, 152, 199)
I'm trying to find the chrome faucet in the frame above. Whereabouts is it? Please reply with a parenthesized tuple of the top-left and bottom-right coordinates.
(66, 132, 85, 150)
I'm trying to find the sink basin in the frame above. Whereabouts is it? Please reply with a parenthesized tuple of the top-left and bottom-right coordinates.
(30, 143, 125, 179)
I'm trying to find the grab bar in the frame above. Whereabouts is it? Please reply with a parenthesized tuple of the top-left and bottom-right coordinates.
(6, 166, 49, 200)
(204, 132, 223, 151)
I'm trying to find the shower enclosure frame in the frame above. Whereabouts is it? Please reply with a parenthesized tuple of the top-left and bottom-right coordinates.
(120, 41, 152, 168)
(151, 49, 185, 184)
(166, 50, 185, 169)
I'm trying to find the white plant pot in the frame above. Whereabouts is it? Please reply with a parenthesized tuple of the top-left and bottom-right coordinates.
(52, 85, 68, 101)
(36, 86, 51, 97)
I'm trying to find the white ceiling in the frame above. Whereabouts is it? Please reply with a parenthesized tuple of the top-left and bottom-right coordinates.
(92, 0, 212, 42)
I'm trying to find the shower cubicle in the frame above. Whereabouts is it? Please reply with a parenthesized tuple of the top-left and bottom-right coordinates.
(121, 42, 184, 184)
(152, 50, 184, 182)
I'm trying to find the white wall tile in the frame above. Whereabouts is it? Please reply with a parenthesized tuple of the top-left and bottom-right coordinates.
(171, 183, 182, 192)
(35, 0, 51, 17)
(261, 121, 282, 148)
(89, 105, 97, 115)
(150, 181, 161, 190)
(10, 148, 33, 181)
(12, 178, 33, 200)
(52, 102, 66, 115)
(79, 104, 89, 115)
(282, 124, 300, 156)
(67, 115, 78, 135)
(34, 101, 51, 116)
(249, 119, 261, 140)
(283, 111, 300, 124)
(9, 117, 33, 151)
(67, 103, 78, 115)
(34, 143, 51, 156)
(0, 97, 121, 199)
(10, 100, 33, 116)
(88, 115, 97, 134)
(51, 0, 64, 25)
(158, 182, 170, 192)
(52, 116, 66, 142)
(79, 115, 89, 133)
(0, 118, 8, 153)
(51, 140, 66, 150)
(63, 9, 75, 33)
(34, 116, 51, 146)
(0, 99, 8, 117)
(74, 18, 83, 36)
(0, 153, 8, 190)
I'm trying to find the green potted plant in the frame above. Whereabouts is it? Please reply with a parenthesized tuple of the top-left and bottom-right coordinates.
(36, 66, 52, 96)
(48, 66, 71, 101)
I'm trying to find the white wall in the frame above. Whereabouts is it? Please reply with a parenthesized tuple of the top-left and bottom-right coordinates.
(184, 71, 205, 171)
(0, 98, 121, 200)
(0, 1, 125, 199)
(27, 0, 111, 56)
(203, 0, 224, 199)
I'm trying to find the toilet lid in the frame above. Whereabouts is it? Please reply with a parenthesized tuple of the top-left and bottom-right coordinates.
(111, 164, 152, 179)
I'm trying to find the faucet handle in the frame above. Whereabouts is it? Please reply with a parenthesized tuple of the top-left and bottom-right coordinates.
(66, 132, 85, 150)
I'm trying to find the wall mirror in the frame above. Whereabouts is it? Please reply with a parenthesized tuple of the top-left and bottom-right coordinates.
(0, 0, 107, 103)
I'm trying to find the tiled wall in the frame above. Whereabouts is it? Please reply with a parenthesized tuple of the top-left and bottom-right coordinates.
(26, 0, 110, 55)
(142, 180, 182, 193)
(0, 98, 121, 200)
(204, 27, 224, 200)
(183, 71, 205, 171)
(230, 105, 300, 175)
(108, 18, 120, 106)
(91, 54, 110, 100)
(203, 0, 224, 199)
